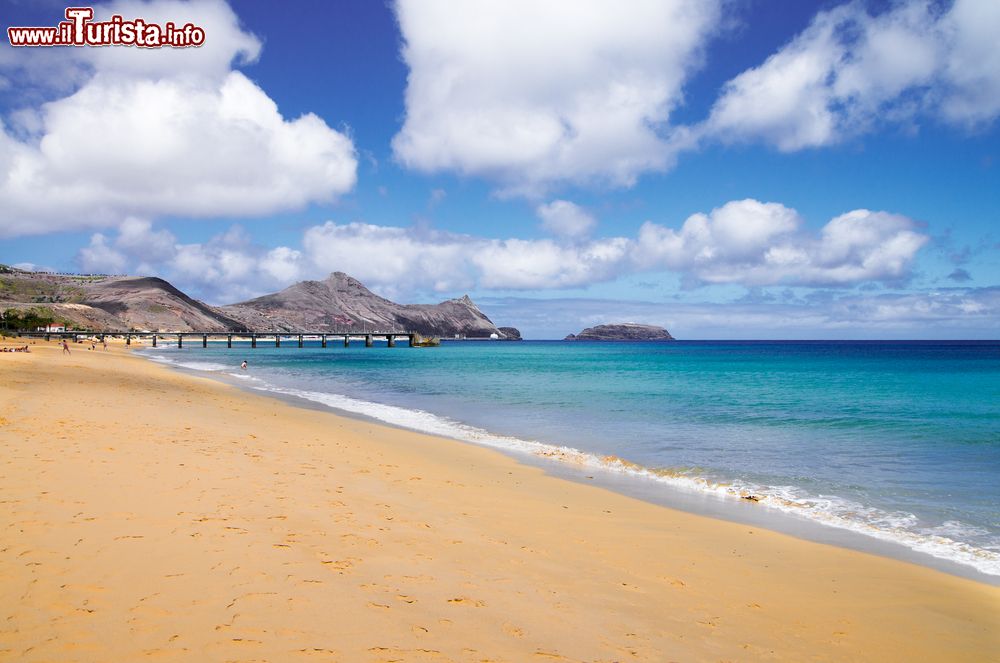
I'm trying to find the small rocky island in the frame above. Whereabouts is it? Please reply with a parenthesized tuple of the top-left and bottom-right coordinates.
(564, 323, 674, 341)
(497, 326, 522, 340)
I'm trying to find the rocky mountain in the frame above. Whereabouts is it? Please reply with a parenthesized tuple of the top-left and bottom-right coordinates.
(0, 268, 242, 332)
(0, 267, 520, 338)
(564, 323, 674, 341)
(220, 272, 519, 339)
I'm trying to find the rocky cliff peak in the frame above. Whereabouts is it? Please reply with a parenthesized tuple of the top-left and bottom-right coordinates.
(221, 273, 518, 338)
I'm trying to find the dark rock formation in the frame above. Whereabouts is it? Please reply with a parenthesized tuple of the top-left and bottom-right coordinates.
(564, 323, 674, 341)
(497, 326, 522, 340)
(220, 272, 510, 338)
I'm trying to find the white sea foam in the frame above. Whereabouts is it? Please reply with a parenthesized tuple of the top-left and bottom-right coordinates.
(142, 352, 233, 373)
(174, 361, 232, 372)
(138, 350, 1000, 577)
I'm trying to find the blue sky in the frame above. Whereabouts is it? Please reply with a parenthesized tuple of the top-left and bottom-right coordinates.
(1, 0, 998, 338)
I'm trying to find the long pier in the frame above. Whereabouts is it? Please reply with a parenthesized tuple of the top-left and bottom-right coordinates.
(13, 330, 417, 348)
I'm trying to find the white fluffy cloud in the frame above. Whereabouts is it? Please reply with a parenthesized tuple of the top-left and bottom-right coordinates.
(74, 221, 304, 302)
(536, 200, 597, 239)
(473, 237, 630, 289)
(303, 221, 630, 291)
(0, 0, 357, 237)
(302, 222, 476, 293)
(635, 200, 928, 286)
(78, 233, 129, 274)
(77, 198, 929, 302)
(703, 0, 1000, 150)
(392, 0, 721, 194)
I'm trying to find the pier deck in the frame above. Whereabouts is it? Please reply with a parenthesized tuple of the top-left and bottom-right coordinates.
(13, 330, 417, 348)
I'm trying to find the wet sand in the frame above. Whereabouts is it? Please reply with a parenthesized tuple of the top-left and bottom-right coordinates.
(1, 339, 998, 661)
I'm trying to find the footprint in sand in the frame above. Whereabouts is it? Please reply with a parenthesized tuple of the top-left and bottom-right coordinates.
(295, 648, 340, 658)
(319, 557, 358, 573)
(503, 623, 524, 638)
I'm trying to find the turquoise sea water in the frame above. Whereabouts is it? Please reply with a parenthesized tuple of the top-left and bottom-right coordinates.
(143, 340, 1000, 577)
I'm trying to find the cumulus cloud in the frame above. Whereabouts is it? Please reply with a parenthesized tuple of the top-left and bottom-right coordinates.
(116, 217, 177, 265)
(635, 200, 928, 286)
(78, 233, 129, 274)
(536, 200, 597, 239)
(474, 237, 630, 289)
(73, 221, 302, 302)
(77, 217, 175, 275)
(77, 198, 930, 303)
(702, 0, 1000, 150)
(391, 0, 722, 195)
(0, 0, 357, 238)
(302, 222, 477, 293)
(303, 221, 631, 291)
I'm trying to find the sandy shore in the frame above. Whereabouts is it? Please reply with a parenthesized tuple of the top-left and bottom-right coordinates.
(1, 339, 997, 662)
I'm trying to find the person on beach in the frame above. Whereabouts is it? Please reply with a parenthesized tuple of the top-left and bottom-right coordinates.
(62, 340, 70, 354)
(241, 360, 248, 370)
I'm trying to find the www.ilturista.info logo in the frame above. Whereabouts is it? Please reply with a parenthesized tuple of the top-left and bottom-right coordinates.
(7, 7, 205, 48)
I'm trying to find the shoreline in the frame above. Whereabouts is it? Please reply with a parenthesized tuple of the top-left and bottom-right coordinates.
(2, 340, 998, 661)
(141, 343, 1000, 585)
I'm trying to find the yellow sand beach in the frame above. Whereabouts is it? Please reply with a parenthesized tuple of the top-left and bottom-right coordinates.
(1, 340, 998, 662)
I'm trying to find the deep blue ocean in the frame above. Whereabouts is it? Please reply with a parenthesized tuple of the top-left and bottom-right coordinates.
(143, 339, 1000, 577)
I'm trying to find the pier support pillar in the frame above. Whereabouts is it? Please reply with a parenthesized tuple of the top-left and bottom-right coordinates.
(275, 335, 281, 348)
(152, 335, 157, 347)
(177, 335, 183, 348)
(321, 335, 327, 348)
(365, 335, 373, 347)
(298, 334, 303, 348)
(202, 334, 207, 348)
(45, 333, 50, 342)
(387, 335, 395, 348)
(126, 334, 131, 346)
(251, 335, 257, 349)
(344, 335, 350, 347)
(227, 335, 232, 348)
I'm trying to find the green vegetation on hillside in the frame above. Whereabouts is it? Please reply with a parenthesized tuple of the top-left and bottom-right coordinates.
(0, 276, 86, 304)
(0, 307, 61, 331)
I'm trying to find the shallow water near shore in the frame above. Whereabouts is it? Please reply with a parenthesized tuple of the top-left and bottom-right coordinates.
(141, 339, 1000, 580)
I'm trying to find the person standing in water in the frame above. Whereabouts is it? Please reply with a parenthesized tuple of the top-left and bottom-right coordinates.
(241, 360, 247, 370)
